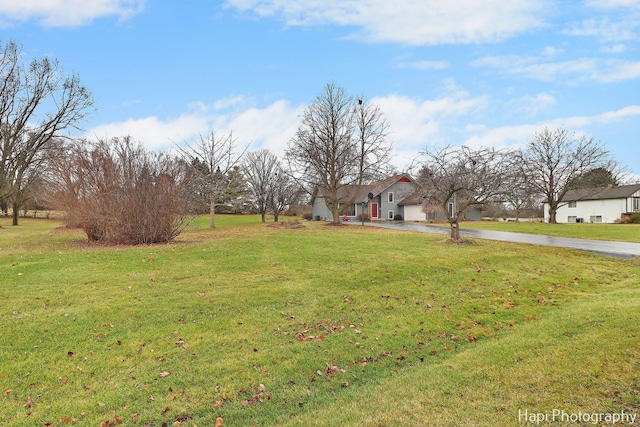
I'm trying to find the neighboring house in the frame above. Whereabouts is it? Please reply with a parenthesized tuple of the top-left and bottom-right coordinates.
(544, 183, 640, 223)
(311, 174, 417, 221)
(311, 174, 483, 222)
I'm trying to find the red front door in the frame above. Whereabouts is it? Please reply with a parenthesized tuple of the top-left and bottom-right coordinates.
(371, 203, 378, 218)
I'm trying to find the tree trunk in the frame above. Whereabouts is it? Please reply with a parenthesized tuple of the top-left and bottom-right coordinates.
(330, 205, 340, 224)
(209, 197, 216, 228)
(261, 212, 266, 222)
(450, 221, 460, 240)
(273, 211, 280, 222)
(548, 206, 557, 224)
(12, 203, 19, 226)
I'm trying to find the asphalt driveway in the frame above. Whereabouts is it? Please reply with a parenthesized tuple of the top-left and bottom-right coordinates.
(365, 221, 640, 259)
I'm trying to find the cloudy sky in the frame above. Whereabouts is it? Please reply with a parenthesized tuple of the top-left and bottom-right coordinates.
(2, 1, 639, 176)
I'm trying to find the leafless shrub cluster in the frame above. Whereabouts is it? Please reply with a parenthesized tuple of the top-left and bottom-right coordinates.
(46, 137, 194, 244)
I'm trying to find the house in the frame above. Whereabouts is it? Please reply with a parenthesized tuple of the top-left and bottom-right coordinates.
(398, 193, 483, 222)
(311, 174, 417, 221)
(544, 183, 640, 223)
(311, 173, 484, 222)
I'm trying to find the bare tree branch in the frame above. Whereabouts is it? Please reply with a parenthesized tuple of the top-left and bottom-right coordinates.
(520, 127, 610, 223)
(417, 145, 507, 240)
(285, 83, 392, 223)
(0, 40, 94, 224)
(174, 130, 247, 228)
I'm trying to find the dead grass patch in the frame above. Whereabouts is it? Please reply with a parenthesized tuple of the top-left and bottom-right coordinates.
(267, 220, 306, 229)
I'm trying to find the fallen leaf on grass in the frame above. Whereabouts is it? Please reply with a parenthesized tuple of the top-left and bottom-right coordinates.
(160, 371, 171, 378)
(215, 417, 224, 426)
(24, 396, 33, 408)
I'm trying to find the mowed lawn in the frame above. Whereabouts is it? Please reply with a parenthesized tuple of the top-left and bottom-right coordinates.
(444, 220, 640, 243)
(0, 216, 638, 426)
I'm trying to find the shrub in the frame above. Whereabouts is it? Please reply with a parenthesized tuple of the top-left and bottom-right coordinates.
(630, 213, 640, 224)
(394, 214, 403, 221)
(47, 137, 194, 244)
(357, 213, 370, 222)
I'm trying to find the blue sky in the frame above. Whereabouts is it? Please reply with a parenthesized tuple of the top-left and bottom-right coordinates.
(2, 1, 639, 178)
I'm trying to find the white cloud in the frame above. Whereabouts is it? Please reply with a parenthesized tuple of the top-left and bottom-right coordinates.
(85, 98, 303, 155)
(459, 105, 640, 151)
(585, 0, 640, 9)
(0, 0, 145, 27)
(396, 60, 449, 70)
(563, 17, 639, 42)
(510, 93, 557, 117)
(87, 114, 210, 151)
(225, 100, 304, 155)
(374, 83, 488, 152)
(473, 55, 640, 83)
(224, 0, 549, 45)
(557, 105, 640, 128)
(462, 124, 541, 150)
(602, 43, 627, 53)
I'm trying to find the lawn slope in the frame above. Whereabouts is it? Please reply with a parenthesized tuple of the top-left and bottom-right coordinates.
(0, 216, 638, 426)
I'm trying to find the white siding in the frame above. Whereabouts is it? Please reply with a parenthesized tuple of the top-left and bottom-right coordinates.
(554, 198, 626, 223)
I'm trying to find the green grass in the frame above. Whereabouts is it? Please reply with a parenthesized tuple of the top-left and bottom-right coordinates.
(427, 220, 640, 243)
(1, 216, 639, 426)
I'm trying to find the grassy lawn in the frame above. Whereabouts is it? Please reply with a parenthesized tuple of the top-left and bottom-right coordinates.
(1, 215, 639, 426)
(425, 220, 640, 243)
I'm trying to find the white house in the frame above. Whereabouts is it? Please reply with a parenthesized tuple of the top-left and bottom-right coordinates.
(545, 183, 640, 223)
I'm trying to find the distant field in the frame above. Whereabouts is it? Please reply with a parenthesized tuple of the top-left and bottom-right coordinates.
(1, 216, 638, 426)
(422, 220, 640, 243)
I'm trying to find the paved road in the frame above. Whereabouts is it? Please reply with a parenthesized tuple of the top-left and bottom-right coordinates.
(365, 221, 640, 259)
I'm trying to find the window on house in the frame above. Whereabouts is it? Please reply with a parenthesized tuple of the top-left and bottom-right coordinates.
(633, 198, 640, 211)
(338, 203, 355, 216)
(568, 216, 577, 223)
(448, 202, 454, 217)
(590, 215, 602, 223)
(388, 192, 394, 203)
(568, 201, 577, 208)
(388, 210, 394, 219)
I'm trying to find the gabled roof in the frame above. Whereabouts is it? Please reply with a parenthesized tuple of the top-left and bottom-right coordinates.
(397, 192, 424, 206)
(366, 174, 414, 201)
(561, 183, 640, 202)
(315, 174, 415, 203)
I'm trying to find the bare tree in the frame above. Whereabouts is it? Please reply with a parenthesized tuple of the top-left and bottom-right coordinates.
(520, 127, 609, 224)
(417, 146, 507, 241)
(0, 40, 94, 225)
(243, 149, 303, 222)
(502, 155, 540, 221)
(286, 83, 392, 223)
(269, 164, 303, 222)
(243, 149, 279, 222)
(175, 131, 246, 228)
